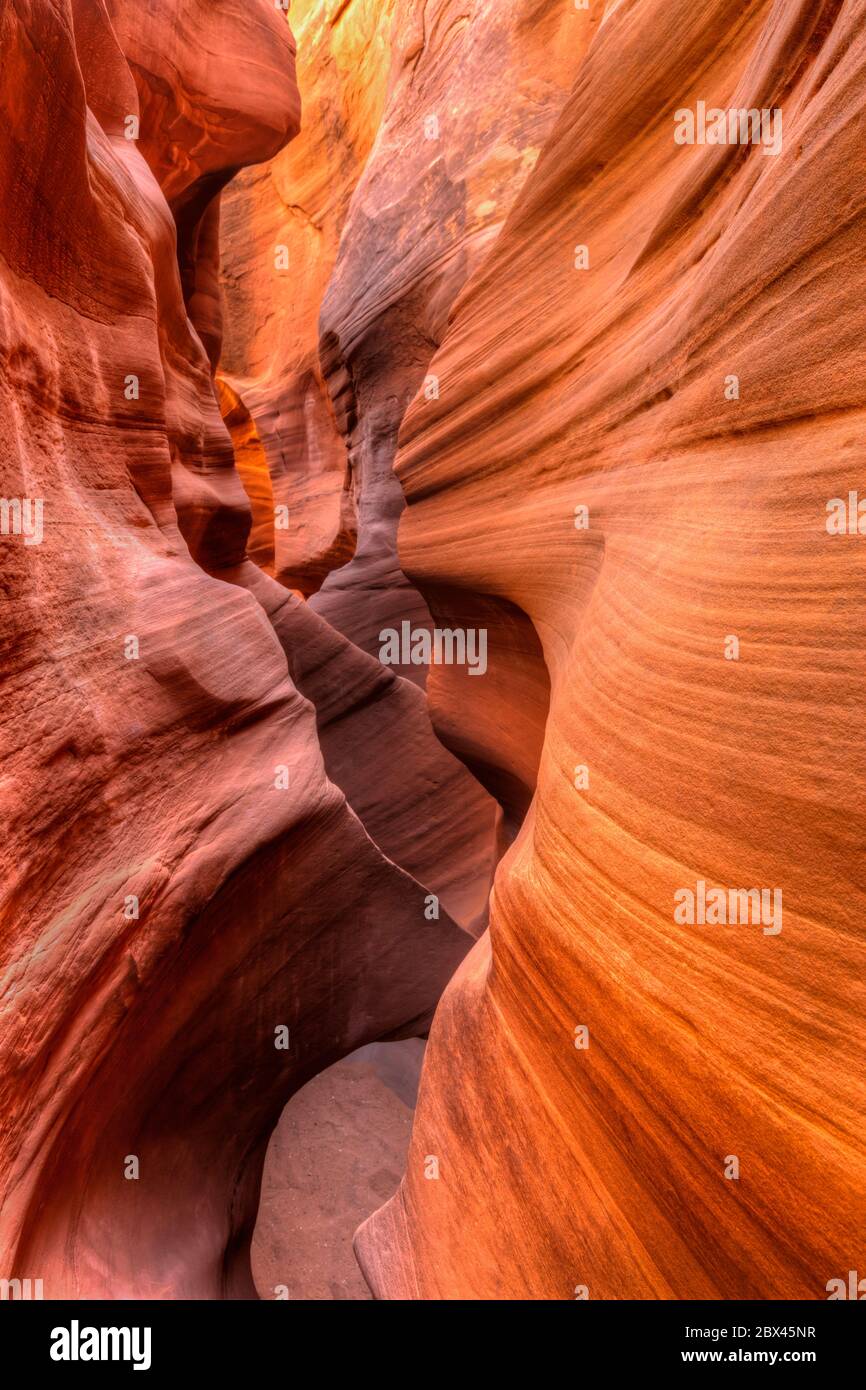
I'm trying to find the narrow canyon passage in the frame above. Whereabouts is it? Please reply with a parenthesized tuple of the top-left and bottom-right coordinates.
(215, 0, 568, 1295)
(1, 0, 864, 1308)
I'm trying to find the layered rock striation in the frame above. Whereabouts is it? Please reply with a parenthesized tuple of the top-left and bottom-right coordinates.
(0, 0, 495, 1298)
(358, 0, 866, 1300)
(2, 0, 863, 1305)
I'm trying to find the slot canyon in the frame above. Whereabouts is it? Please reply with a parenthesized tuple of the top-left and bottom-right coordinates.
(0, 0, 864, 1305)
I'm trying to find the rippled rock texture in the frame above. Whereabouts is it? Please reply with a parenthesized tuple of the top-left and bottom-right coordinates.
(2, 0, 864, 1304)
(358, 0, 866, 1299)
(0, 0, 494, 1299)
(221, 0, 594, 682)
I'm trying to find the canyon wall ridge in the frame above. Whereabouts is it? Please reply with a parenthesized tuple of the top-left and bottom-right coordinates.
(1, 0, 864, 1302)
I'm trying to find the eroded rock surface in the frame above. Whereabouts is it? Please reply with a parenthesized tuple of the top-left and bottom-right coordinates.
(357, 0, 866, 1299)
(310, 0, 596, 684)
(218, 0, 399, 593)
(0, 0, 489, 1299)
(3, 0, 862, 1307)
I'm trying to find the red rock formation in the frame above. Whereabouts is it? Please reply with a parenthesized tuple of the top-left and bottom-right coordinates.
(0, 0, 490, 1299)
(4, 0, 863, 1307)
(310, 0, 597, 683)
(356, 0, 866, 1299)
(218, 0, 399, 593)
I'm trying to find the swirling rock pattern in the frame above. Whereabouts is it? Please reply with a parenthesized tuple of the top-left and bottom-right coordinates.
(310, 0, 596, 682)
(357, 0, 866, 1299)
(0, 0, 489, 1298)
(3, 0, 863, 1305)
(218, 0, 399, 593)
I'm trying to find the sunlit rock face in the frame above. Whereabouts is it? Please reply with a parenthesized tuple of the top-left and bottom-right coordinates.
(0, 0, 487, 1299)
(218, 0, 399, 593)
(310, 0, 597, 686)
(3, 0, 862, 1307)
(355, 0, 866, 1298)
(105, 0, 302, 371)
(218, 0, 595, 674)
